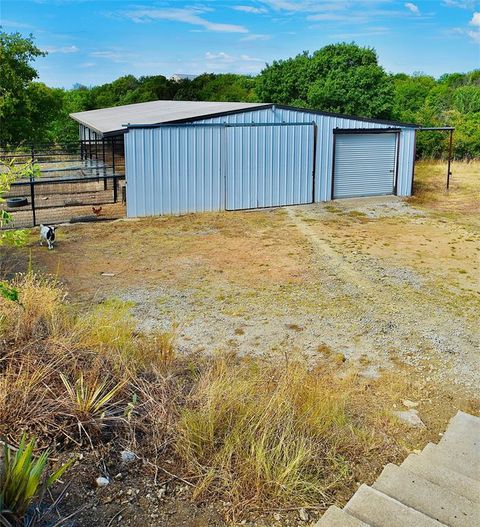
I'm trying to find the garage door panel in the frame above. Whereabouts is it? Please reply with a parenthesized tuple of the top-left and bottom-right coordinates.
(226, 124, 314, 210)
(333, 133, 397, 199)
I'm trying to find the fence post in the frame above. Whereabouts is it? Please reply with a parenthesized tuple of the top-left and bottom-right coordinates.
(31, 144, 35, 164)
(102, 138, 107, 189)
(30, 179, 36, 227)
(446, 129, 453, 190)
(111, 137, 116, 175)
(113, 175, 118, 203)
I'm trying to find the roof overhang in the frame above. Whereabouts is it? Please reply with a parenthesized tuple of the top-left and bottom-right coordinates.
(70, 101, 271, 136)
(416, 127, 455, 131)
(70, 100, 421, 136)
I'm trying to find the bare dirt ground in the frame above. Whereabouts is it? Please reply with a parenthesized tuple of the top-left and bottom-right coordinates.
(17, 160, 479, 394)
(2, 160, 479, 527)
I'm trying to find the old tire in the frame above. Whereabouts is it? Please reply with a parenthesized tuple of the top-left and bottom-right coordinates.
(7, 197, 28, 208)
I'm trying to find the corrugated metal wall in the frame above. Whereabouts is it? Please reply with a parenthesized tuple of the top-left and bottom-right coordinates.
(124, 107, 417, 217)
(125, 126, 223, 217)
(225, 124, 314, 210)
(195, 107, 416, 200)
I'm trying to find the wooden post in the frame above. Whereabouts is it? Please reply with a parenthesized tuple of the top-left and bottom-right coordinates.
(446, 129, 453, 190)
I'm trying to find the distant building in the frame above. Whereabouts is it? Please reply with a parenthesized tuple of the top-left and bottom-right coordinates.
(170, 74, 197, 82)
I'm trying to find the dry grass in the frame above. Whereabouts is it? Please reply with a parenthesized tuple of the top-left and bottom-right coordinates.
(0, 271, 477, 521)
(175, 356, 421, 517)
(410, 160, 479, 215)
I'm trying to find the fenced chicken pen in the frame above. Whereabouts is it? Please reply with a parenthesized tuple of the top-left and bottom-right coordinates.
(0, 139, 125, 229)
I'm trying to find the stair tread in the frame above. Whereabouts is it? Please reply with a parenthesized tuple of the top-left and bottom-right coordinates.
(438, 411, 480, 461)
(316, 506, 370, 526)
(345, 484, 447, 527)
(372, 463, 480, 527)
(421, 442, 480, 482)
(402, 453, 480, 504)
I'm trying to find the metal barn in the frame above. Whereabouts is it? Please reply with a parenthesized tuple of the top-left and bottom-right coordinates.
(71, 101, 419, 218)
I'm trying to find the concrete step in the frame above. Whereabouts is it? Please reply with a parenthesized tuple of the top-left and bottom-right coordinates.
(438, 411, 480, 461)
(421, 442, 480, 482)
(315, 505, 370, 526)
(402, 453, 480, 504)
(372, 463, 480, 527)
(344, 484, 447, 527)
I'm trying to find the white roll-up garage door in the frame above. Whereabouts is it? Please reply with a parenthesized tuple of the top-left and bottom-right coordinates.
(333, 132, 398, 199)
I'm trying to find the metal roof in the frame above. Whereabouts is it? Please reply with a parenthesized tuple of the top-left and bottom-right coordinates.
(70, 100, 270, 136)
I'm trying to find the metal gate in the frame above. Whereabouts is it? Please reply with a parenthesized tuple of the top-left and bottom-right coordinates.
(332, 131, 398, 199)
(225, 123, 315, 210)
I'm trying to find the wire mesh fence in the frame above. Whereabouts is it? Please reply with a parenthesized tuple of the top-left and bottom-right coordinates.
(1, 140, 126, 229)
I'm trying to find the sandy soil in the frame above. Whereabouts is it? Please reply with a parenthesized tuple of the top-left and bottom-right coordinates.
(13, 161, 479, 394)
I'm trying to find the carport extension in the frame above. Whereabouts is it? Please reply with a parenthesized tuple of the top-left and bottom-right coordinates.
(415, 126, 455, 190)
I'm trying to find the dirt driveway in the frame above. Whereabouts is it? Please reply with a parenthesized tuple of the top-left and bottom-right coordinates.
(19, 161, 480, 392)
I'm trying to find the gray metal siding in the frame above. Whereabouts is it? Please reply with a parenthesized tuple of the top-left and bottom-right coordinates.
(195, 107, 416, 201)
(333, 133, 397, 198)
(225, 124, 314, 210)
(125, 127, 223, 217)
(124, 106, 417, 218)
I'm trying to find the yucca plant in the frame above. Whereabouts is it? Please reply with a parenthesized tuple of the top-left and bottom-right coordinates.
(60, 373, 127, 442)
(0, 434, 73, 526)
(60, 373, 125, 418)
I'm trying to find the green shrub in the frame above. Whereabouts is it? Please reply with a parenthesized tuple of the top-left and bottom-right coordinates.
(0, 434, 73, 524)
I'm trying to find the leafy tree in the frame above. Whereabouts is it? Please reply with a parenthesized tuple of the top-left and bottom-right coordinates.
(255, 52, 310, 105)
(25, 83, 64, 143)
(453, 86, 480, 114)
(174, 73, 256, 102)
(0, 31, 45, 145)
(257, 43, 394, 118)
(0, 30, 478, 159)
(392, 73, 436, 122)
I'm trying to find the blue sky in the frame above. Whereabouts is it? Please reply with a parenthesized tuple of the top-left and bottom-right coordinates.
(1, 0, 479, 88)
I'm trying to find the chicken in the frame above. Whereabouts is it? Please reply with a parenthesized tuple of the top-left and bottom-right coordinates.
(92, 206, 103, 216)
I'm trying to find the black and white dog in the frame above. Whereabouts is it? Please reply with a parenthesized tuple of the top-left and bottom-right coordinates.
(39, 224, 56, 250)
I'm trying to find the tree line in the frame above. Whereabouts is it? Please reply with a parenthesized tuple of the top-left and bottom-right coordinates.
(1, 31, 479, 159)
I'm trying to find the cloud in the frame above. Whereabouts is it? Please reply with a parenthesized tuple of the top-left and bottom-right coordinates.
(328, 26, 390, 38)
(204, 51, 265, 73)
(308, 13, 353, 21)
(470, 11, 480, 26)
(79, 62, 95, 68)
(467, 11, 480, 41)
(123, 7, 248, 33)
(233, 5, 268, 14)
(240, 33, 271, 41)
(0, 19, 35, 29)
(260, 0, 310, 10)
(205, 51, 235, 62)
(43, 45, 79, 53)
(405, 2, 420, 14)
(442, 0, 477, 8)
(260, 0, 351, 13)
(239, 54, 264, 62)
(449, 12, 480, 43)
(90, 50, 138, 63)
